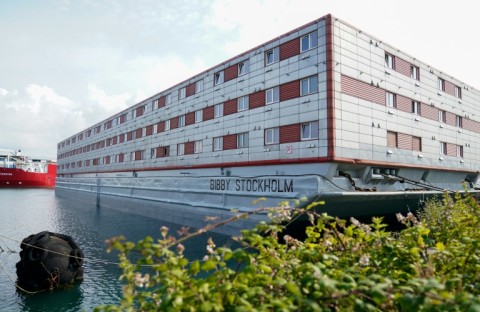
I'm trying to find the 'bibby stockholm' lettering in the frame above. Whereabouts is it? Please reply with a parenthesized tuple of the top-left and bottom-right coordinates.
(209, 178, 293, 193)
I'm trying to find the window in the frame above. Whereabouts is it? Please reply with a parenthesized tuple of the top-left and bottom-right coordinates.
(457, 145, 463, 158)
(266, 47, 279, 65)
(213, 137, 223, 151)
(195, 110, 203, 123)
(385, 53, 395, 69)
(265, 128, 279, 145)
(165, 93, 171, 105)
(165, 119, 171, 131)
(301, 121, 319, 140)
(153, 99, 159, 109)
(238, 60, 249, 76)
(196, 79, 203, 93)
(412, 101, 421, 115)
(194, 141, 203, 154)
(439, 110, 446, 123)
(150, 148, 156, 159)
(179, 87, 186, 99)
(438, 77, 445, 91)
(456, 116, 463, 128)
(266, 87, 280, 104)
(411, 65, 419, 80)
(300, 76, 318, 96)
(178, 115, 185, 127)
(387, 131, 397, 148)
(214, 71, 224, 85)
(214, 103, 224, 118)
(237, 96, 249, 111)
(440, 142, 447, 155)
(455, 86, 462, 99)
(177, 143, 185, 156)
(237, 133, 249, 148)
(386, 92, 396, 108)
(300, 31, 318, 52)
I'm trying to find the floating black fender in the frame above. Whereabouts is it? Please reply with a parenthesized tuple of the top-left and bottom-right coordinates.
(16, 231, 84, 291)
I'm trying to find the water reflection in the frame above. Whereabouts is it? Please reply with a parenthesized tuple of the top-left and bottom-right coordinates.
(0, 189, 234, 311)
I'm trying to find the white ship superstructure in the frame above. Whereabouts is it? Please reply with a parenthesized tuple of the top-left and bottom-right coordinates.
(56, 15, 480, 235)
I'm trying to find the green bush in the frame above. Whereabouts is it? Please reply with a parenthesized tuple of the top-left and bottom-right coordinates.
(96, 193, 480, 311)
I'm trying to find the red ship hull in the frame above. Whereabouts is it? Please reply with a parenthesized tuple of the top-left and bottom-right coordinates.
(0, 164, 56, 188)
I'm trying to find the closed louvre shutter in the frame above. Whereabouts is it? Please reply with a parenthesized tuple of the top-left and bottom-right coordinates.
(157, 121, 165, 133)
(145, 125, 153, 136)
(224, 99, 237, 116)
(396, 95, 411, 113)
(136, 106, 144, 117)
(127, 131, 133, 141)
(420, 103, 438, 120)
(203, 106, 214, 120)
(280, 38, 300, 60)
(444, 80, 455, 96)
(224, 64, 238, 82)
(412, 136, 421, 151)
(185, 112, 195, 125)
(447, 143, 457, 156)
(157, 96, 166, 108)
(223, 134, 237, 150)
(387, 131, 397, 148)
(170, 117, 179, 129)
(135, 128, 143, 139)
(135, 151, 142, 160)
(397, 133, 412, 150)
(280, 80, 300, 102)
(394, 57, 411, 77)
(249, 90, 265, 108)
(341, 75, 385, 105)
(186, 83, 196, 97)
(280, 124, 300, 143)
(446, 112, 456, 126)
(185, 142, 195, 154)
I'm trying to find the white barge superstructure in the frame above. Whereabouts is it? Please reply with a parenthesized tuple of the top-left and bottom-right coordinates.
(56, 15, 480, 235)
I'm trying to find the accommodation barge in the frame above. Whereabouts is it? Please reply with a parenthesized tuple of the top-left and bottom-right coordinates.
(56, 15, 480, 235)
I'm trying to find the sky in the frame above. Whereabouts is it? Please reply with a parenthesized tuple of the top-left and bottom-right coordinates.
(0, 0, 478, 160)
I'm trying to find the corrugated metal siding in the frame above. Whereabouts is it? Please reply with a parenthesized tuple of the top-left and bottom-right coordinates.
(185, 142, 194, 154)
(185, 112, 195, 126)
(186, 83, 196, 97)
(398, 133, 413, 150)
(280, 38, 300, 60)
(280, 80, 300, 101)
(280, 124, 300, 143)
(446, 112, 456, 126)
(420, 103, 438, 120)
(249, 90, 265, 108)
(223, 134, 237, 150)
(224, 99, 237, 116)
(224, 64, 238, 82)
(396, 94, 411, 112)
(203, 106, 214, 121)
(395, 57, 411, 77)
(444, 80, 455, 96)
(341, 75, 385, 105)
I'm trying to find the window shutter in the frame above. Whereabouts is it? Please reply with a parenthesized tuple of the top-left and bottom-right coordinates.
(280, 124, 300, 143)
(280, 38, 300, 60)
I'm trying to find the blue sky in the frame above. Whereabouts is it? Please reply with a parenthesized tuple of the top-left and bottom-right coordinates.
(0, 0, 478, 159)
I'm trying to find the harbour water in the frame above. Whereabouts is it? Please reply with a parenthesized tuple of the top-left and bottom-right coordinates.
(0, 189, 234, 311)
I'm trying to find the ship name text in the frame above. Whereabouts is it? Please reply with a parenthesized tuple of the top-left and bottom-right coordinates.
(209, 178, 294, 193)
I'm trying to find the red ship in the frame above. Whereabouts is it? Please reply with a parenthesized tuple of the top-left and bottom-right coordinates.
(0, 149, 56, 188)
